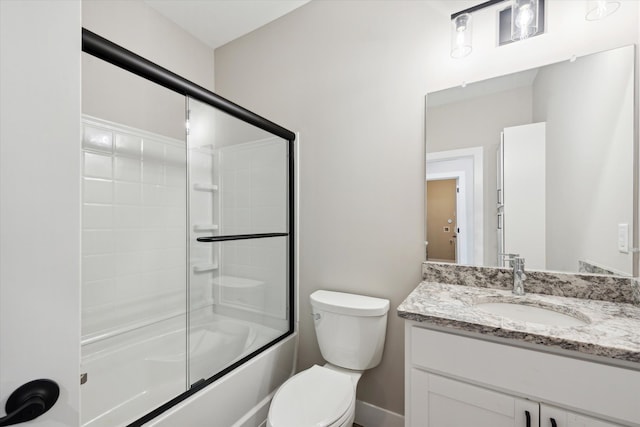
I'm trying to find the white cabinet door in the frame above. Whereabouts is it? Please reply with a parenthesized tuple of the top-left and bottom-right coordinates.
(541, 404, 624, 427)
(411, 370, 539, 427)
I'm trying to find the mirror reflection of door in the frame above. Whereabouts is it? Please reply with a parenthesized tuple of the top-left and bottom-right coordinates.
(426, 179, 457, 263)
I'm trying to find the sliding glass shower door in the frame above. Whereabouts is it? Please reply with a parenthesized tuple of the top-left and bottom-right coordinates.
(81, 50, 189, 427)
(81, 29, 294, 427)
(186, 97, 291, 386)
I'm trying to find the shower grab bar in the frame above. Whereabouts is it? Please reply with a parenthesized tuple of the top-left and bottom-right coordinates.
(197, 232, 288, 243)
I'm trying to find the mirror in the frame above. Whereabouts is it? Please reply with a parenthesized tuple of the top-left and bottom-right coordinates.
(425, 45, 636, 276)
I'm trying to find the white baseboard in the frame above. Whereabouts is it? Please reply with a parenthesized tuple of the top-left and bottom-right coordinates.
(355, 400, 404, 427)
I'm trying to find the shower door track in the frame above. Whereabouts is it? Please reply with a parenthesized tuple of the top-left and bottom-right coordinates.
(82, 27, 295, 427)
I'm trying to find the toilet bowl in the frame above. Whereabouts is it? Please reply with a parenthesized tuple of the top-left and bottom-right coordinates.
(267, 365, 361, 427)
(267, 290, 389, 427)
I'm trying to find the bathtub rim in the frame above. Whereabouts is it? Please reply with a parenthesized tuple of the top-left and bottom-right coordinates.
(134, 331, 298, 427)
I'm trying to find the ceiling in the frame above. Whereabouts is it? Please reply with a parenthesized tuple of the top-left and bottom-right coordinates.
(426, 0, 491, 18)
(145, 0, 311, 50)
(144, 1, 490, 51)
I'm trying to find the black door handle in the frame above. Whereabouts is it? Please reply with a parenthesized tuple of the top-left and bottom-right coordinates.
(525, 410, 531, 427)
(0, 379, 59, 426)
(550, 418, 558, 427)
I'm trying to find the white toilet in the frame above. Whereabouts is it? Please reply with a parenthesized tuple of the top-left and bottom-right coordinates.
(267, 290, 390, 427)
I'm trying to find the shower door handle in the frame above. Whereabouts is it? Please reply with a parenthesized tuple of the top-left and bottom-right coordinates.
(0, 379, 59, 426)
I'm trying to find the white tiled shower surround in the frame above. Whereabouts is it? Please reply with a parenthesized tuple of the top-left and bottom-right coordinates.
(82, 115, 289, 337)
(187, 136, 289, 325)
(216, 139, 288, 320)
(81, 115, 290, 426)
(82, 116, 187, 340)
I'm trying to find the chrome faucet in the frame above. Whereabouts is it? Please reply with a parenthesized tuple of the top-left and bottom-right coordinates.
(501, 253, 526, 296)
(512, 256, 526, 295)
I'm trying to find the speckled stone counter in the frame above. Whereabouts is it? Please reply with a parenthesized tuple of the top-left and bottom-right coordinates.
(421, 262, 640, 305)
(398, 263, 640, 365)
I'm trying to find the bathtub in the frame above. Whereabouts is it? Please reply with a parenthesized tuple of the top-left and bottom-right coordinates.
(81, 312, 294, 427)
(147, 332, 296, 427)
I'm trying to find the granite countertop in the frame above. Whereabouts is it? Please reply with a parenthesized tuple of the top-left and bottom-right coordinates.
(398, 281, 640, 365)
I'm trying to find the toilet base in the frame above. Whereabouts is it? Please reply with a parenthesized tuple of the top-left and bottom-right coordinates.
(266, 364, 362, 427)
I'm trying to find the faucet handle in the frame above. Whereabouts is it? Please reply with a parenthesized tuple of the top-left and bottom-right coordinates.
(499, 253, 520, 260)
(499, 253, 520, 268)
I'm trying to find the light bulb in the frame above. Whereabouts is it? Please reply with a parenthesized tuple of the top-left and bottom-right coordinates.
(511, 0, 539, 41)
(451, 13, 472, 59)
(516, 6, 533, 39)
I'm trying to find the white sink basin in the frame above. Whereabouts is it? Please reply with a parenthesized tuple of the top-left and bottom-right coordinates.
(475, 302, 588, 327)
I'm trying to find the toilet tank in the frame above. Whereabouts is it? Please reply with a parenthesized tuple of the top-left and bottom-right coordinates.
(310, 290, 389, 370)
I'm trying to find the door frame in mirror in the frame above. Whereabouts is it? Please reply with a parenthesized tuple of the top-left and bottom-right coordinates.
(426, 146, 484, 266)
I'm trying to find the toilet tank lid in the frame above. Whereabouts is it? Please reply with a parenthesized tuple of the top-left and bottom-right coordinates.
(310, 290, 390, 317)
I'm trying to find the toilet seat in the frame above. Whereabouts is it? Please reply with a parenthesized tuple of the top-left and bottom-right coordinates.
(268, 365, 355, 427)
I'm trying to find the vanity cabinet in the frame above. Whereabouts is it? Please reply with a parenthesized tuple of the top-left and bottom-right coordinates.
(405, 324, 640, 427)
(411, 370, 539, 426)
(540, 405, 622, 427)
(410, 372, 621, 427)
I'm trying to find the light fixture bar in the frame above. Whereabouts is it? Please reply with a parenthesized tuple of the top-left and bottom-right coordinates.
(451, 0, 507, 20)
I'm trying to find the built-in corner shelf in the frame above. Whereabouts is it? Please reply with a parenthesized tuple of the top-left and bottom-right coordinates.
(212, 275, 264, 289)
(193, 263, 219, 273)
(193, 224, 219, 232)
(192, 183, 218, 192)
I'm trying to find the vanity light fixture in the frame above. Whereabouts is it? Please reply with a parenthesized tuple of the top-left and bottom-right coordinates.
(451, 13, 473, 58)
(511, 0, 539, 41)
(585, 0, 620, 21)
(450, 0, 545, 59)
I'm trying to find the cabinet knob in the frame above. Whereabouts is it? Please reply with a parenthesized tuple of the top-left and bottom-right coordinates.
(550, 418, 558, 427)
(525, 410, 531, 427)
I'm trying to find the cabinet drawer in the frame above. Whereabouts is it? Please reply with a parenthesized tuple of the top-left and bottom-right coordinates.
(410, 325, 640, 425)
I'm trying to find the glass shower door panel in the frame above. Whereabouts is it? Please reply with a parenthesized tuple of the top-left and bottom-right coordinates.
(81, 54, 188, 427)
(187, 97, 290, 386)
(218, 138, 288, 236)
(217, 236, 290, 320)
(189, 236, 289, 384)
